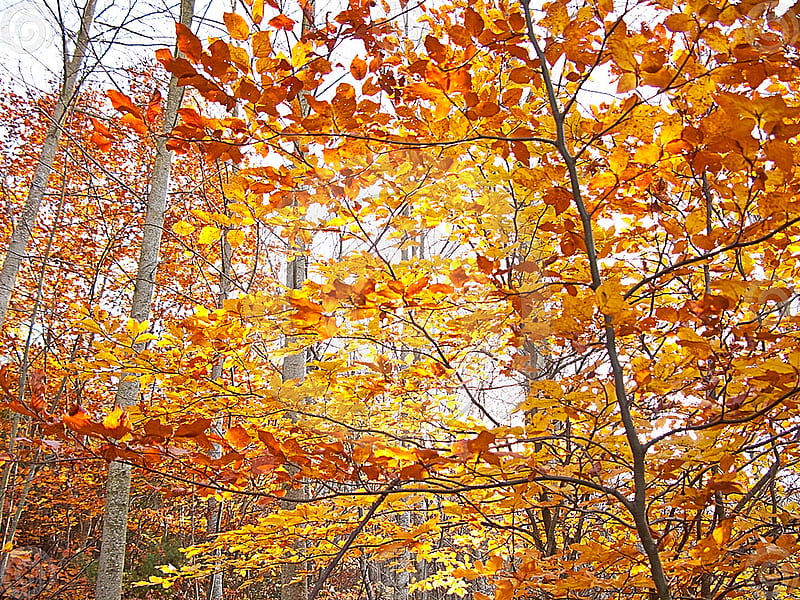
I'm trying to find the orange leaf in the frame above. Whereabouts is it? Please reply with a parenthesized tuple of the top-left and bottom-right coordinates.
(107, 89, 143, 120)
(90, 132, 112, 152)
(63, 405, 96, 435)
(464, 7, 484, 36)
(120, 113, 147, 135)
(225, 425, 253, 450)
(155, 48, 197, 78)
(495, 579, 514, 600)
(511, 140, 530, 164)
(252, 31, 271, 57)
(175, 418, 212, 438)
(544, 187, 572, 215)
(224, 12, 250, 41)
(144, 419, 172, 439)
(350, 56, 367, 80)
(449, 266, 469, 286)
(101, 406, 132, 440)
(269, 14, 295, 30)
(428, 283, 454, 294)
(146, 90, 163, 123)
(473, 101, 500, 117)
(424, 35, 447, 63)
(176, 22, 202, 62)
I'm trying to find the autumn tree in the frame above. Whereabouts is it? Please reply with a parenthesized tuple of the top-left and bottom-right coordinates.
(5, 0, 800, 599)
(144, 0, 800, 598)
(0, 0, 97, 329)
(93, 0, 197, 598)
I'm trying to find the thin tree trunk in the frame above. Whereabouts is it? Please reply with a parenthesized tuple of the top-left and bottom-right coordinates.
(0, 128, 79, 587)
(281, 5, 314, 600)
(207, 178, 233, 600)
(280, 250, 308, 600)
(0, 0, 97, 329)
(393, 510, 411, 600)
(93, 1, 195, 599)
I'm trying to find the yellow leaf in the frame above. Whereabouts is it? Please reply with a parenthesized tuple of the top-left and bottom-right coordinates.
(224, 12, 250, 41)
(617, 72, 637, 94)
(685, 210, 706, 235)
(608, 32, 637, 71)
(541, 1, 569, 36)
(677, 327, 712, 359)
(227, 229, 245, 248)
(172, 220, 195, 235)
(198, 225, 221, 244)
(589, 171, 617, 190)
(252, 0, 264, 24)
(634, 144, 661, 164)
(664, 13, 694, 32)
(291, 40, 312, 68)
(252, 31, 271, 57)
(712, 519, 732, 546)
(608, 147, 629, 174)
(1, 542, 12, 553)
(596, 280, 626, 316)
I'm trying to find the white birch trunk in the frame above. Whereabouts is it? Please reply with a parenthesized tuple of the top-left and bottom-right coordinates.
(0, 0, 97, 328)
(93, 1, 195, 598)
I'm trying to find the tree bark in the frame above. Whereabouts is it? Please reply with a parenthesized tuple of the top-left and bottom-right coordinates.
(93, 1, 195, 599)
(0, 0, 97, 328)
(207, 185, 233, 600)
(281, 5, 314, 600)
(280, 253, 309, 600)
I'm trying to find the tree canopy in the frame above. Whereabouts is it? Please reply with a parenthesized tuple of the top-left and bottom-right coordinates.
(2, 0, 800, 598)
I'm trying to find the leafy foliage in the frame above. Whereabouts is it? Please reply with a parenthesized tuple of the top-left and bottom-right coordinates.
(3, 0, 800, 599)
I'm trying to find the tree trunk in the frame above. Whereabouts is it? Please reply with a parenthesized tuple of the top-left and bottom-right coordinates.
(207, 191, 233, 600)
(281, 5, 314, 600)
(93, 1, 195, 599)
(0, 0, 97, 328)
(280, 252, 309, 600)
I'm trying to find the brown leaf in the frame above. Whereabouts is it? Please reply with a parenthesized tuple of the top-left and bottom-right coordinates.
(175, 418, 212, 438)
(424, 35, 447, 63)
